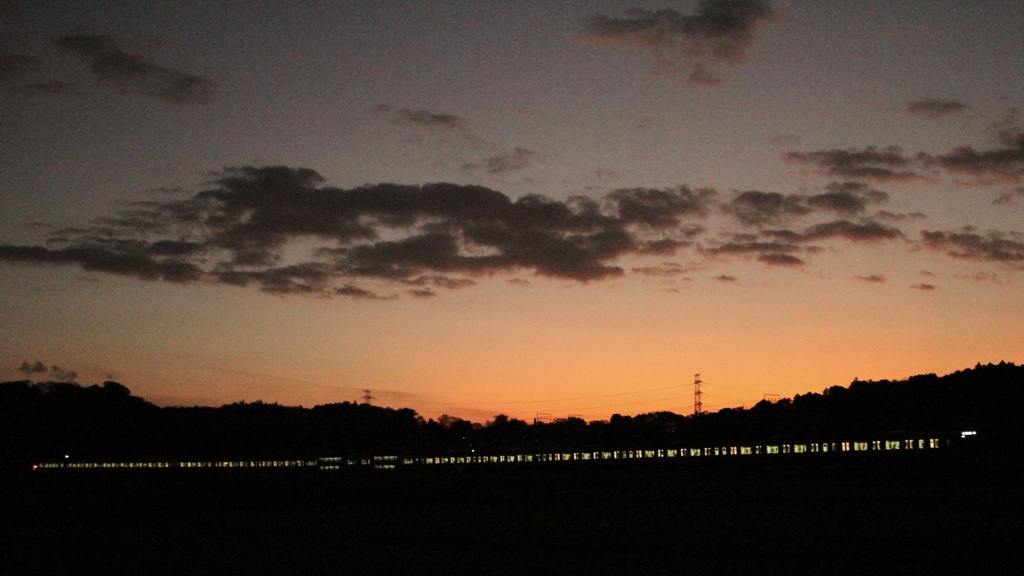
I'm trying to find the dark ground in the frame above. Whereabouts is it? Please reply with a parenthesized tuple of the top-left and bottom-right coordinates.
(2, 455, 1022, 575)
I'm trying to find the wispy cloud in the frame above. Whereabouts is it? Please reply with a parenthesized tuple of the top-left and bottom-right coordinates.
(462, 147, 538, 175)
(54, 34, 215, 104)
(375, 105, 541, 179)
(904, 98, 969, 120)
(374, 105, 468, 132)
(580, 0, 775, 86)
(856, 274, 886, 283)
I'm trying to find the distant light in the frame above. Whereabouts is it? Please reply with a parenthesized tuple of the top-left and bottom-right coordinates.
(961, 430, 977, 438)
(64, 454, 69, 459)
(32, 464, 38, 471)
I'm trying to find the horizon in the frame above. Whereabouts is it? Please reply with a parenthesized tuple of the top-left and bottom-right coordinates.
(2, 1, 1023, 423)
(6, 360, 1015, 425)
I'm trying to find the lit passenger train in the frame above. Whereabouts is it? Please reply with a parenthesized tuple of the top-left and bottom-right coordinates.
(319, 437, 947, 470)
(32, 434, 962, 472)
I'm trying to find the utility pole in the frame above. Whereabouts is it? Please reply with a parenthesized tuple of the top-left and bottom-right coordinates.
(694, 373, 703, 415)
(361, 389, 375, 404)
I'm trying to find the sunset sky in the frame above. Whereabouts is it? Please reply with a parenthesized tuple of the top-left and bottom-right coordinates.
(2, 1, 1023, 422)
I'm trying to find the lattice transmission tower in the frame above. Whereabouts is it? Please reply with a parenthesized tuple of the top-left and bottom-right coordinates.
(694, 373, 703, 415)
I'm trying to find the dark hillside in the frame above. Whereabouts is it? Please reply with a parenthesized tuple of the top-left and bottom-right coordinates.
(2, 362, 1022, 465)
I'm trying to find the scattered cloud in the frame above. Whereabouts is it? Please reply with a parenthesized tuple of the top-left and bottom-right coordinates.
(18, 360, 77, 382)
(784, 146, 928, 182)
(921, 228, 1024, 262)
(787, 128, 1024, 185)
(794, 220, 904, 242)
(462, 147, 537, 175)
(375, 105, 467, 132)
(54, 34, 215, 104)
(910, 283, 937, 291)
(723, 190, 809, 226)
(932, 132, 1024, 184)
(714, 274, 737, 282)
(580, 0, 775, 86)
(856, 274, 886, 283)
(2, 164, 1015, 298)
(758, 252, 804, 267)
(631, 262, 690, 277)
(959, 271, 1001, 284)
(376, 105, 542, 180)
(876, 210, 927, 222)
(806, 182, 888, 216)
(904, 99, 969, 120)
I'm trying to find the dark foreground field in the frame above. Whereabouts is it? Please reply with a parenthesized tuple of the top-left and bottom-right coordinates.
(2, 456, 1022, 575)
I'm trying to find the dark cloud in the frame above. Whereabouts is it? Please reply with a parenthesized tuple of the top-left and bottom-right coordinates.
(921, 228, 1024, 262)
(712, 239, 801, 255)
(707, 217, 902, 267)
(0, 243, 204, 283)
(758, 252, 804, 266)
(910, 283, 937, 291)
(784, 146, 928, 182)
(796, 220, 904, 242)
(0, 53, 43, 81)
(581, 0, 775, 86)
(806, 182, 888, 215)
(609, 186, 717, 227)
(18, 361, 77, 382)
(335, 284, 386, 299)
(905, 99, 969, 120)
(789, 130, 1024, 185)
(18, 360, 47, 375)
(875, 210, 927, 222)
(932, 132, 1024, 183)
(54, 34, 215, 104)
(856, 274, 886, 283)
(724, 190, 809, 226)
(993, 187, 1024, 206)
(401, 275, 476, 291)
(0, 166, 716, 296)
(631, 262, 691, 277)
(714, 274, 737, 282)
(375, 105, 467, 131)
(462, 147, 537, 175)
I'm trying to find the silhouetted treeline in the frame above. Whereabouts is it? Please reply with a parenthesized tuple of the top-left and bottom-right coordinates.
(2, 362, 1022, 465)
